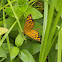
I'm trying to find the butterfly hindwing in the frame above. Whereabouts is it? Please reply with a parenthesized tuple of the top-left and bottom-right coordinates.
(25, 30, 41, 41)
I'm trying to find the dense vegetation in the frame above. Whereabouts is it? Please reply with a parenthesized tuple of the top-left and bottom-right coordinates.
(0, 0, 62, 62)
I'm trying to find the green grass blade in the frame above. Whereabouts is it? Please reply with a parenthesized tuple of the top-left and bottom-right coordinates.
(39, 0, 55, 62)
(3, 7, 11, 53)
(42, 0, 48, 41)
(39, 0, 48, 61)
(43, 1, 62, 62)
(57, 28, 62, 62)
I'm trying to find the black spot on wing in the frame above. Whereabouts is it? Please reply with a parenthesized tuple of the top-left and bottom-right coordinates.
(31, 23, 32, 24)
(26, 20, 29, 21)
(29, 21, 31, 23)
(38, 37, 41, 41)
(31, 19, 34, 23)
(29, 25, 31, 27)
(36, 36, 39, 38)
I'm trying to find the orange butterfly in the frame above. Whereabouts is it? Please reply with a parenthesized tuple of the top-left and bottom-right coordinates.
(23, 14, 41, 41)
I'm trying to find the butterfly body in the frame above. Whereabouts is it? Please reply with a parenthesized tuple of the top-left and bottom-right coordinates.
(23, 14, 41, 41)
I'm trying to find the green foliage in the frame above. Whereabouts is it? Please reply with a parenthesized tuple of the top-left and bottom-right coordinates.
(5, 5, 23, 17)
(48, 40, 57, 62)
(17, 0, 28, 12)
(0, 46, 7, 61)
(19, 49, 35, 62)
(10, 47, 19, 60)
(2, 43, 14, 54)
(0, 0, 62, 62)
(24, 7, 43, 19)
(15, 34, 24, 46)
(0, 27, 8, 35)
(19, 41, 41, 55)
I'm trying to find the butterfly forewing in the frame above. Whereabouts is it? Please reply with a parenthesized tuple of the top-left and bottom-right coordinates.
(24, 14, 34, 33)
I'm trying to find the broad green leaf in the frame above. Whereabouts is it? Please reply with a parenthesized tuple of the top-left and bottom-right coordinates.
(5, 17, 18, 31)
(17, 0, 28, 12)
(2, 43, 14, 54)
(0, 27, 8, 36)
(17, 0, 27, 5)
(5, 5, 23, 17)
(19, 49, 35, 62)
(5, 17, 23, 39)
(0, 46, 7, 58)
(10, 47, 19, 60)
(24, 7, 43, 19)
(15, 34, 24, 46)
(54, 0, 62, 11)
(19, 41, 41, 55)
(14, 5, 23, 17)
(19, 51, 28, 62)
(33, 21, 43, 36)
(5, 17, 19, 38)
(0, 46, 7, 62)
(54, 0, 62, 18)
(5, 7, 14, 17)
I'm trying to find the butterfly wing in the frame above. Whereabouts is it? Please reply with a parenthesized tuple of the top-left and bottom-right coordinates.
(25, 29, 41, 41)
(24, 14, 41, 41)
(24, 14, 34, 33)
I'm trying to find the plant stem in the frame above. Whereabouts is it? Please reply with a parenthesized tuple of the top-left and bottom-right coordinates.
(57, 28, 62, 62)
(0, 21, 17, 46)
(7, 0, 25, 40)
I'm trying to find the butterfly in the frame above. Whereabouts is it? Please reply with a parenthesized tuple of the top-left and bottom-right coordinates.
(23, 14, 41, 41)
